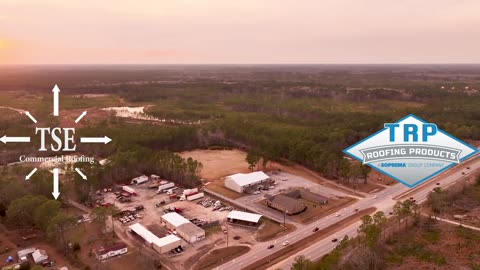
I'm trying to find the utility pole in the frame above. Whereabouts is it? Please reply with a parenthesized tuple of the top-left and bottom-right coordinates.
(283, 210, 286, 227)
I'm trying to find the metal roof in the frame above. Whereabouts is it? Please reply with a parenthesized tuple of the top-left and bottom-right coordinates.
(153, 234, 181, 247)
(129, 223, 159, 244)
(227, 210, 262, 223)
(162, 212, 190, 228)
(226, 171, 269, 187)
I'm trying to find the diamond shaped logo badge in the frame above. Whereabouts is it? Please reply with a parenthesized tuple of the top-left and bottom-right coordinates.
(343, 114, 479, 188)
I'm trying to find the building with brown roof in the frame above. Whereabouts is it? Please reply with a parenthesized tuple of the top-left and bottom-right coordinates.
(264, 194, 306, 215)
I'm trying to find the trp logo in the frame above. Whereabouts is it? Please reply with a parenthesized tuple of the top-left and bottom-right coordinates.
(343, 114, 479, 188)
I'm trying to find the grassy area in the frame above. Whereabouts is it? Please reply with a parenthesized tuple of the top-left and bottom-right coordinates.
(204, 224, 222, 236)
(244, 207, 377, 270)
(255, 219, 296, 242)
(194, 246, 250, 270)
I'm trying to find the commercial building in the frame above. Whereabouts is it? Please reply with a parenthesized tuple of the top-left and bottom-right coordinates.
(161, 212, 190, 229)
(161, 212, 205, 243)
(224, 171, 270, 193)
(94, 243, 128, 260)
(264, 194, 306, 215)
(129, 223, 182, 254)
(129, 223, 159, 246)
(227, 210, 262, 226)
(176, 223, 205, 243)
(152, 235, 182, 254)
(284, 188, 328, 205)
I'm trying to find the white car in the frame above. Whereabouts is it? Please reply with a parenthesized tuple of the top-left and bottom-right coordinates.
(282, 241, 289, 246)
(335, 212, 341, 217)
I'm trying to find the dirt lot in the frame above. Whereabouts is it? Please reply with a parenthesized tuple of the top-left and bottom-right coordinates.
(179, 149, 251, 181)
(0, 224, 76, 270)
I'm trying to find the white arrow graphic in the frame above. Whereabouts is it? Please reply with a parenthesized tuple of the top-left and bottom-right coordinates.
(52, 168, 60, 200)
(0, 135, 31, 144)
(80, 136, 112, 144)
(25, 168, 38, 180)
(75, 111, 87, 123)
(52, 84, 60, 116)
(75, 168, 87, 180)
(25, 111, 38, 124)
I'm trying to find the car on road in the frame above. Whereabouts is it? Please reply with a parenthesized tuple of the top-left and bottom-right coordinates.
(354, 208, 359, 212)
(467, 167, 470, 169)
(436, 182, 440, 185)
(373, 195, 377, 199)
(331, 238, 338, 242)
(335, 212, 341, 217)
(313, 227, 319, 232)
(268, 245, 275, 249)
(282, 241, 289, 246)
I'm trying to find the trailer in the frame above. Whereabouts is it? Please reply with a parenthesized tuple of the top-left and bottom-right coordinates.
(183, 188, 198, 196)
(122, 186, 137, 195)
(157, 182, 175, 193)
(186, 192, 204, 201)
(131, 175, 149, 185)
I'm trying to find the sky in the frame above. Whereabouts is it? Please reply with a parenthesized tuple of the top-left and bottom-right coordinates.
(0, 0, 479, 64)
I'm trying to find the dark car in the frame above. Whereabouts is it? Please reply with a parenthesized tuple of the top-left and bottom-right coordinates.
(313, 227, 319, 232)
(268, 245, 275, 249)
(467, 167, 470, 169)
(331, 238, 338, 242)
(354, 208, 359, 212)
(462, 172, 466, 175)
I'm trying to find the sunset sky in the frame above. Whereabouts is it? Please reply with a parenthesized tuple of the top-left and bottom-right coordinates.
(1, 0, 479, 64)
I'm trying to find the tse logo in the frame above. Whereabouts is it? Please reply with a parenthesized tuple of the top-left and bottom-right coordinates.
(36, 127, 77, 151)
(384, 122, 437, 142)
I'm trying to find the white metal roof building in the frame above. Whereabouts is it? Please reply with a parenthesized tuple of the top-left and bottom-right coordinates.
(161, 212, 190, 229)
(129, 223, 182, 254)
(161, 212, 205, 243)
(227, 210, 263, 226)
(224, 171, 270, 193)
(129, 223, 160, 246)
(152, 234, 182, 254)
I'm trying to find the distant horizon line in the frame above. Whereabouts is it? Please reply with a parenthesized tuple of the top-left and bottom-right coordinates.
(2, 63, 480, 67)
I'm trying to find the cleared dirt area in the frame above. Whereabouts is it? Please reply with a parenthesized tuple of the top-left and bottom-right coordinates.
(179, 149, 251, 181)
(194, 245, 250, 270)
(242, 207, 377, 270)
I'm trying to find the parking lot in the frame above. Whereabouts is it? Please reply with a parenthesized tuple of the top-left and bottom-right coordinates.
(234, 171, 351, 224)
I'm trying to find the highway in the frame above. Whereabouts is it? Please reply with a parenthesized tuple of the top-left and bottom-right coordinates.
(215, 154, 480, 270)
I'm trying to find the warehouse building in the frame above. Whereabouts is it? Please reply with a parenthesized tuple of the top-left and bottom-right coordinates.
(161, 212, 205, 243)
(129, 223, 159, 246)
(264, 194, 306, 215)
(227, 210, 262, 227)
(152, 235, 182, 254)
(177, 223, 205, 243)
(224, 171, 270, 193)
(129, 223, 182, 254)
